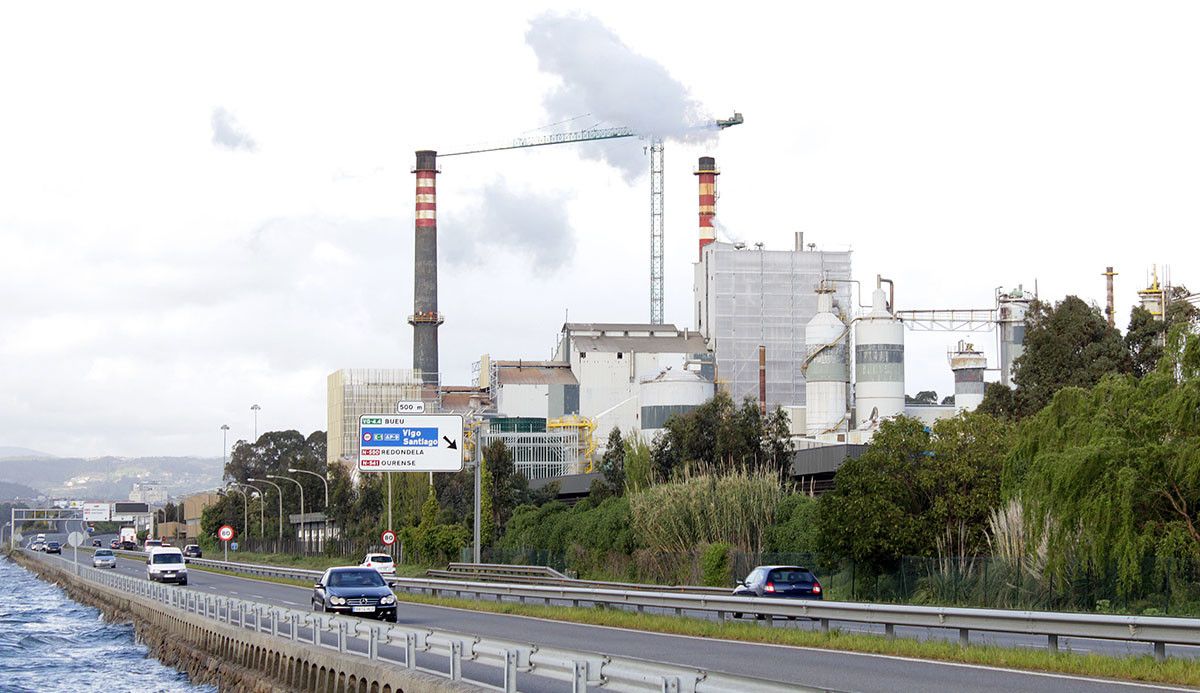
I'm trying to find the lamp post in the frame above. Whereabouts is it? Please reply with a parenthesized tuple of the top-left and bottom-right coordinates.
(248, 477, 283, 545)
(225, 483, 249, 540)
(220, 424, 230, 465)
(250, 404, 261, 442)
(287, 468, 330, 550)
(241, 481, 267, 539)
(268, 474, 304, 553)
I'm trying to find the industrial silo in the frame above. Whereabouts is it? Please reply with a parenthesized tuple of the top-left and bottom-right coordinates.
(949, 341, 987, 412)
(855, 286, 905, 425)
(804, 291, 848, 435)
(639, 368, 714, 439)
(997, 286, 1034, 387)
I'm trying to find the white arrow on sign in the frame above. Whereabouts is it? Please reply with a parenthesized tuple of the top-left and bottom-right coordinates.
(358, 413, 465, 473)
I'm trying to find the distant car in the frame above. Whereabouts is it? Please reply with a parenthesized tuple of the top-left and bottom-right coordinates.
(44, 541, 62, 554)
(110, 539, 121, 550)
(120, 540, 137, 551)
(183, 545, 202, 558)
(92, 539, 102, 547)
(361, 553, 396, 576)
(312, 567, 397, 622)
(92, 549, 117, 569)
(143, 539, 163, 552)
(146, 547, 187, 585)
(29, 541, 44, 552)
(732, 565, 823, 618)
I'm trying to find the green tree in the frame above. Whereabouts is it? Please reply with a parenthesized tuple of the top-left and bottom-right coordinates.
(905, 390, 939, 404)
(597, 428, 627, 495)
(817, 413, 1012, 569)
(984, 296, 1131, 418)
(650, 392, 794, 479)
(484, 440, 526, 534)
(623, 435, 652, 492)
(479, 456, 495, 548)
(765, 493, 820, 554)
(1126, 288, 1199, 377)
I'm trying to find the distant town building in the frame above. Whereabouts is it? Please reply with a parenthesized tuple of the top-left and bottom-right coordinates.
(129, 482, 167, 505)
(326, 369, 424, 469)
(181, 491, 221, 539)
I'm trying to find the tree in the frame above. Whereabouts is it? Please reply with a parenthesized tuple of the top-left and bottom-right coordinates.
(817, 413, 1012, 569)
(623, 435, 652, 492)
(905, 390, 939, 405)
(1126, 288, 1199, 378)
(484, 440, 526, 534)
(998, 296, 1131, 418)
(479, 456, 495, 548)
(650, 392, 794, 479)
(976, 382, 1018, 421)
(1006, 336, 1200, 596)
(596, 428, 627, 495)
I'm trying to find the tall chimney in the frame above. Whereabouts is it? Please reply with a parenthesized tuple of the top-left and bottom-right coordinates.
(694, 156, 719, 260)
(758, 344, 767, 414)
(410, 150, 443, 386)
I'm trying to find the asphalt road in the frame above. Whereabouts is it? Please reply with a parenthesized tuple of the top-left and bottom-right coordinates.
(15, 549, 1195, 693)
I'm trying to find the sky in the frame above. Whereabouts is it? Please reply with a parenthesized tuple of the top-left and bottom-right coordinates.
(2, 2, 1198, 457)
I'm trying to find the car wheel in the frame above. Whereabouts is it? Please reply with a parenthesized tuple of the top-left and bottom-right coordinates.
(732, 612, 743, 619)
(385, 611, 398, 623)
(179, 578, 187, 586)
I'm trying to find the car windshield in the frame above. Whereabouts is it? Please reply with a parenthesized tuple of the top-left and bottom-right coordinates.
(368, 555, 393, 563)
(769, 568, 815, 583)
(145, 541, 162, 547)
(152, 553, 183, 564)
(95, 550, 113, 557)
(328, 570, 386, 587)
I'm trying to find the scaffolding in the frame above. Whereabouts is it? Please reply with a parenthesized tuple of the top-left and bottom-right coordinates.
(327, 368, 431, 468)
(548, 415, 598, 471)
(700, 244, 852, 409)
(481, 428, 585, 482)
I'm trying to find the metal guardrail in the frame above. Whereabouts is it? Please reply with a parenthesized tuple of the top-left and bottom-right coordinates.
(91, 548, 1200, 660)
(31, 551, 807, 692)
(430, 563, 730, 595)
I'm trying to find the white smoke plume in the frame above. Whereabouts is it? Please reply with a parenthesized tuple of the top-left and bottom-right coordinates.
(526, 13, 713, 181)
(442, 181, 575, 272)
(211, 107, 257, 152)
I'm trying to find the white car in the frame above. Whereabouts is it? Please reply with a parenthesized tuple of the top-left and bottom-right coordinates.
(361, 553, 396, 576)
(92, 548, 117, 569)
(146, 547, 188, 585)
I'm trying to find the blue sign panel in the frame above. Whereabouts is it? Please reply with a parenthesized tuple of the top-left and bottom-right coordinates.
(361, 427, 439, 447)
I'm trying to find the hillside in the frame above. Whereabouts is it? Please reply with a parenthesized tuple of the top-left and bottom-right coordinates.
(0, 455, 223, 500)
(0, 446, 55, 459)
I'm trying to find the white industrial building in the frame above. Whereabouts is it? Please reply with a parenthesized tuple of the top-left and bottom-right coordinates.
(479, 358, 578, 420)
(639, 367, 715, 440)
(694, 238, 852, 411)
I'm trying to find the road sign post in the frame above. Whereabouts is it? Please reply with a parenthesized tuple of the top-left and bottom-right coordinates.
(67, 531, 84, 564)
(218, 525, 235, 562)
(357, 414, 465, 473)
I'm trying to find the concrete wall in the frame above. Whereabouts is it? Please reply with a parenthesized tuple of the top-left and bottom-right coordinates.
(497, 382, 549, 418)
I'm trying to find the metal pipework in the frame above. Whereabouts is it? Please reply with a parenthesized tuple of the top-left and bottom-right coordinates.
(877, 275, 896, 312)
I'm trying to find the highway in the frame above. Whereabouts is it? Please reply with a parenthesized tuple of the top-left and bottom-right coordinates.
(14, 548, 1194, 693)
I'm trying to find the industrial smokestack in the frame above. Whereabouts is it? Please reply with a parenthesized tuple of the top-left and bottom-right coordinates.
(758, 344, 767, 414)
(410, 150, 443, 386)
(694, 156, 718, 259)
(1103, 266, 1118, 328)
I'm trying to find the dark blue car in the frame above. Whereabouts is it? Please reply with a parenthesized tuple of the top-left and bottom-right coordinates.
(732, 565, 823, 618)
(44, 541, 62, 554)
(312, 567, 397, 622)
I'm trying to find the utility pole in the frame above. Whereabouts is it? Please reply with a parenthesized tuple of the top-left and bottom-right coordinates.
(269, 474, 304, 553)
(249, 477, 283, 544)
(220, 424, 230, 466)
(250, 404, 261, 442)
(473, 423, 482, 563)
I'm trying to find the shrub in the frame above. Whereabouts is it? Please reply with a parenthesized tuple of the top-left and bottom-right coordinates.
(701, 542, 733, 587)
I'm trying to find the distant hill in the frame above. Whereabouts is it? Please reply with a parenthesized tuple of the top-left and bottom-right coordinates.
(0, 455, 223, 500)
(0, 446, 55, 459)
(0, 481, 43, 500)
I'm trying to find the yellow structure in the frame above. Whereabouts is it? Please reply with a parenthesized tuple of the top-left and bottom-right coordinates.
(548, 415, 597, 471)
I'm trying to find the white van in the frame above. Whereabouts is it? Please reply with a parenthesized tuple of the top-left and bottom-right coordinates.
(146, 547, 188, 585)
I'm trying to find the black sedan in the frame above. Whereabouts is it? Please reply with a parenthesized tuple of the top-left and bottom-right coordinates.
(183, 545, 202, 558)
(44, 541, 62, 554)
(92, 539, 102, 547)
(312, 567, 397, 622)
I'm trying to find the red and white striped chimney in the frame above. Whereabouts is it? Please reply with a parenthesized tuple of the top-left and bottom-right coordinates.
(694, 156, 719, 260)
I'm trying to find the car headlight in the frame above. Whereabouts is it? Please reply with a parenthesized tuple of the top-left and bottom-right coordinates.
(380, 595, 395, 605)
(330, 596, 347, 605)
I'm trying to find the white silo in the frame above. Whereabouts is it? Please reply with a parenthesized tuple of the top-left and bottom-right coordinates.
(855, 286, 905, 424)
(997, 286, 1035, 387)
(639, 367, 714, 438)
(949, 341, 987, 412)
(804, 291, 848, 435)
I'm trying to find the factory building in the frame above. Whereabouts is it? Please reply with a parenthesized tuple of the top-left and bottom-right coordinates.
(479, 357, 579, 420)
(694, 239, 852, 411)
(326, 368, 425, 469)
(639, 367, 714, 440)
(553, 323, 708, 440)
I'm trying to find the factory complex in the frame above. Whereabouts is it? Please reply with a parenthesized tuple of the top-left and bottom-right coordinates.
(326, 148, 1180, 492)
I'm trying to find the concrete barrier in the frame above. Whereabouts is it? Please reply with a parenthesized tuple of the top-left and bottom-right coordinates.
(11, 551, 479, 693)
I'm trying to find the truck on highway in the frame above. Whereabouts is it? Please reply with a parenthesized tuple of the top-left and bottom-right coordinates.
(119, 527, 137, 550)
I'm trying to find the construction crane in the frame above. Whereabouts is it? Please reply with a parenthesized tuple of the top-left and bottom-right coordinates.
(441, 113, 744, 324)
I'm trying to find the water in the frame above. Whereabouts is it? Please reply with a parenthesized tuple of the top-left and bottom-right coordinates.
(0, 556, 214, 693)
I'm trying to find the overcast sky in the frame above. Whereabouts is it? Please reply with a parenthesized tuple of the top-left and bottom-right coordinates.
(2, 2, 1198, 457)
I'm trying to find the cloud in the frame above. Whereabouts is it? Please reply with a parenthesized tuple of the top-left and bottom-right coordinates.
(526, 13, 713, 181)
(210, 107, 257, 151)
(442, 181, 575, 271)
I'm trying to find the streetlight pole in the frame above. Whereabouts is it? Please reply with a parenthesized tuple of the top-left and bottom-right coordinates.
(250, 404, 261, 442)
(268, 474, 303, 553)
(220, 424, 230, 466)
(287, 468, 329, 550)
(241, 481, 267, 539)
(226, 483, 249, 541)
(248, 477, 283, 545)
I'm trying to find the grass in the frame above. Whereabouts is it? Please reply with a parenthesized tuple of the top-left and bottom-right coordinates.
(383, 591, 1200, 688)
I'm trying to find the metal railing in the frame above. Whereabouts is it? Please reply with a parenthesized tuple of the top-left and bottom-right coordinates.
(29, 551, 807, 692)
(82, 548, 1200, 661)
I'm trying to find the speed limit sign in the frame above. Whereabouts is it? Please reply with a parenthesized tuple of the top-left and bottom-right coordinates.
(381, 529, 396, 546)
(218, 525, 235, 541)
